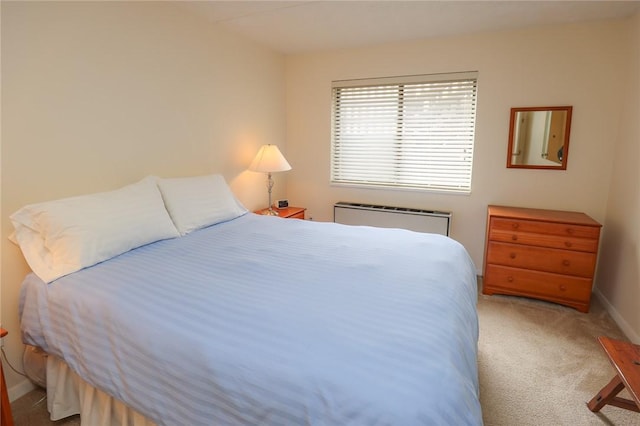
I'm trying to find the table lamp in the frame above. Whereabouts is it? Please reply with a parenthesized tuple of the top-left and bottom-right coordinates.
(249, 144, 291, 215)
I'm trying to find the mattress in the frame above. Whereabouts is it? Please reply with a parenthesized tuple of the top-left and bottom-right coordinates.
(20, 213, 482, 425)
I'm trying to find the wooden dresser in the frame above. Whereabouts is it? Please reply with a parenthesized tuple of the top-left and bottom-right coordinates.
(482, 205, 601, 313)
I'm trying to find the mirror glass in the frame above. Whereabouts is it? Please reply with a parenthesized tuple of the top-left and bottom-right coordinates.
(507, 106, 572, 169)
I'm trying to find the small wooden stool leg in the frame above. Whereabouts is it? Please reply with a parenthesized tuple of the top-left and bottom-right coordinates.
(587, 336, 640, 414)
(588, 375, 625, 412)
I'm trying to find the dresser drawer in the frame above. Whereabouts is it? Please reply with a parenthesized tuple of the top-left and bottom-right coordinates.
(490, 217, 600, 239)
(484, 264, 592, 302)
(486, 241, 597, 277)
(489, 228, 598, 252)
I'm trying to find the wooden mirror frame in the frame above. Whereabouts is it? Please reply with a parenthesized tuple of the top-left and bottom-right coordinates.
(507, 106, 573, 170)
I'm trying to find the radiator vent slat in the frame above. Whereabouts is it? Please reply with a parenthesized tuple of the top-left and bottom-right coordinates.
(333, 202, 451, 236)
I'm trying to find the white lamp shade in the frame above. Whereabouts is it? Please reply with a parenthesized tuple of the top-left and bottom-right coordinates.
(249, 144, 292, 173)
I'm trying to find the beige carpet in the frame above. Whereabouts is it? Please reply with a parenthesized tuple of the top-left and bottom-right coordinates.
(478, 287, 638, 426)
(11, 284, 640, 426)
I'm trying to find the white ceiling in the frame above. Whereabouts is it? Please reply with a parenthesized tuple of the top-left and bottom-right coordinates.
(179, 1, 640, 54)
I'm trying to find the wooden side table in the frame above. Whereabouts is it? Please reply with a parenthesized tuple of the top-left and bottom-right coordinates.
(0, 328, 14, 426)
(254, 206, 306, 219)
(587, 336, 640, 413)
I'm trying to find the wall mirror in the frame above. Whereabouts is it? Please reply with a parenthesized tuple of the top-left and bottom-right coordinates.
(507, 106, 573, 169)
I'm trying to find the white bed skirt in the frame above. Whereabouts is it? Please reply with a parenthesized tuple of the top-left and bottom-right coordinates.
(47, 355, 157, 426)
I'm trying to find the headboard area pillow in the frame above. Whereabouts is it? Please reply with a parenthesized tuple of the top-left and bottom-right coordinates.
(10, 176, 180, 283)
(157, 174, 247, 236)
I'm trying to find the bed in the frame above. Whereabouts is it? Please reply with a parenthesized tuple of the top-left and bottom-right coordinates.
(15, 174, 482, 426)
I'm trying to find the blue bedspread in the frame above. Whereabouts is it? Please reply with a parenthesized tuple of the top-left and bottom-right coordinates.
(20, 213, 482, 425)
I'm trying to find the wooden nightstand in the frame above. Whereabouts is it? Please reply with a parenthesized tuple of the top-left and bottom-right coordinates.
(1, 328, 14, 426)
(255, 206, 306, 219)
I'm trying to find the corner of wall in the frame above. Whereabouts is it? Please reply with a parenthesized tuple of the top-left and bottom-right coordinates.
(593, 289, 640, 344)
(8, 378, 35, 403)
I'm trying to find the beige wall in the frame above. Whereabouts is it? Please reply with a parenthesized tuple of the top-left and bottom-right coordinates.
(596, 12, 640, 343)
(285, 21, 626, 269)
(285, 20, 625, 287)
(1, 2, 286, 394)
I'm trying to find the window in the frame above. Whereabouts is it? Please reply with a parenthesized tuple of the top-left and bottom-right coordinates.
(331, 72, 478, 193)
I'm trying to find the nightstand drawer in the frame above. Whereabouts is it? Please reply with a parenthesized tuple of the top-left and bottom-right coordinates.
(486, 241, 597, 277)
(285, 210, 305, 219)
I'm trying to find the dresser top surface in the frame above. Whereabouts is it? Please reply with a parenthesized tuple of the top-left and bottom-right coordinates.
(488, 205, 602, 227)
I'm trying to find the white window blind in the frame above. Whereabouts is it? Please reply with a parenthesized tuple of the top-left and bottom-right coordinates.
(331, 72, 478, 193)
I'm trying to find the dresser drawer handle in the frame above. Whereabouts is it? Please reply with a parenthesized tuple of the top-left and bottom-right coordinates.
(507, 276, 514, 282)
(511, 235, 518, 241)
(566, 228, 574, 235)
(564, 241, 573, 248)
(510, 253, 516, 259)
(559, 285, 567, 291)
(511, 223, 519, 230)
(562, 259, 570, 266)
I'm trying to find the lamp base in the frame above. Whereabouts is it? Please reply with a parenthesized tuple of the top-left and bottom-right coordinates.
(262, 208, 279, 216)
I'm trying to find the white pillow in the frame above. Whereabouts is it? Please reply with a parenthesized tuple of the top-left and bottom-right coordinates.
(157, 174, 247, 236)
(10, 176, 180, 283)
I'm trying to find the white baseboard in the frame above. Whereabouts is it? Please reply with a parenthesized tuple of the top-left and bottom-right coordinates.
(594, 289, 640, 344)
(8, 377, 35, 402)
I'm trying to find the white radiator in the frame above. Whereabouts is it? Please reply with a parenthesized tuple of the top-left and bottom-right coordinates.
(334, 202, 451, 236)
